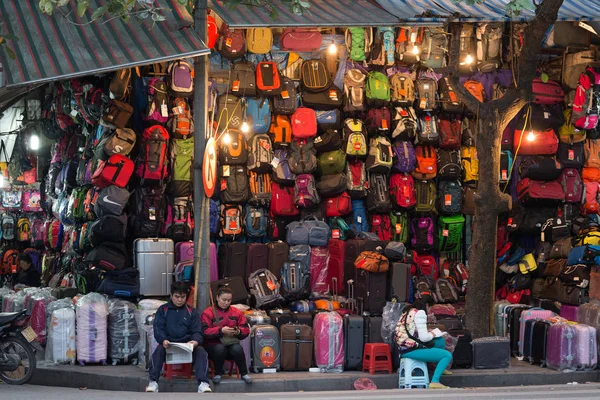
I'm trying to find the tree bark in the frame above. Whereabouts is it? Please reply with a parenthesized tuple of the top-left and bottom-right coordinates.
(447, 0, 565, 338)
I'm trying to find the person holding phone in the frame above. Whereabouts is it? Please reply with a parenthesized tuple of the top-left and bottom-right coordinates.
(201, 286, 252, 384)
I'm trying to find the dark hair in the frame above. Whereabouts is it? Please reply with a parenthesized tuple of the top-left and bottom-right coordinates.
(18, 253, 32, 265)
(412, 297, 432, 312)
(216, 285, 233, 298)
(171, 281, 190, 297)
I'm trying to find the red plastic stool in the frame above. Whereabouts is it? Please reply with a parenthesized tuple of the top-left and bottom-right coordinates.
(209, 359, 240, 378)
(362, 343, 393, 375)
(162, 363, 193, 380)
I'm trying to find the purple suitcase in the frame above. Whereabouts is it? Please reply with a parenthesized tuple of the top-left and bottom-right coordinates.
(546, 322, 598, 371)
(578, 302, 600, 348)
(175, 240, 194, 264)
(519, 309, 556, 357)
(76, 298, 109, 365)
(560, 304, 579, 322)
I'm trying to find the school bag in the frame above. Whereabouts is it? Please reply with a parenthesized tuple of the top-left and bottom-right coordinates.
(167, 60, 194, 97)
(351, 200, 370, 233)
(435, 278, 459, 303)
(271, 149, 296, 186)
(219, 165, 250, 204)
(390, 173, 416, 209)
(246, 97, 271, 134)
(437, 149, 462, 180)
(163, 197, 193, 243)
(343, 69, 366, 113)
(300, 59, 331, 93)
(289, 139, 317, 174)
(130, 186, 166, 238)
(464, 80, 486, 103)
(475, 23, 503, 73)
(256, 61, 282, 96)
(230, 61, 257, 97)
(245, 204, 268, 238)
(324, 193, 352, 217)
(294, 174, 320, 208)
(280, 261, 310, 301)
(169, 137, 194, 191)
(17, 217, 30, 242)
(365, 72, 391, 107)
(422, 28, 448, 69)
(145, 78, 169, 124)
(270, 183, 299, 217)
(366, 173, 392, 214)
(317, 149, 346, 176)
(166, 99, 194, 140)
(415, 180, 437, 213)
(391, 106, 418, 140)
(345, 27, 373, 62)
(437, 180, 462, 215)
(219, 130, 248, 165)
(438, 115, 462, 149)
(136, 125, 169, 184)
(417, 113, 440, 145)
(461, 146, 479, 182)
(458, 24, 476, 75)
(370, 27, 396, 66)
(291, 107, 317, 138)
(411, 217, 435, 252)
(246, 28, 273, 54)
(272, 77, 297, 115)
(218, 23, 246, 60)
(392, 139, 416, 173)
(438, 76, 464, 114)
(220, 204, 244, 240)
(412, 145, 437, 180)
(371, 214, 392, 241)
(390, 210, 410, 243)
(343, 118, 368, 159)
(395, 27, 424, 65)
(216, 94, 244, 133)
(390, 73, 416, 106)
(366, 136, 393, 174)
(248, 269, 283, 309)
(247, 133, 273, 173)
(249, 171, 272, 206)
(346, 161, 368, 199)
(269, 115, 293, 147)
(415, 78, 438, 112)
(438, 215, 465, 252)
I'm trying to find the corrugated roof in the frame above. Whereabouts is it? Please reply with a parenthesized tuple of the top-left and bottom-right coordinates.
(0, 0, 209, 88)
(208, 0, 399, 27)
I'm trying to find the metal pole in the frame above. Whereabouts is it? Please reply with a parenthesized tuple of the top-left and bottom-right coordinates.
(192, 0, 210, 311)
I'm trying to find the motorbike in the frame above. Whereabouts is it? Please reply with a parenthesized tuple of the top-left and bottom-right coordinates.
(0, 310, 37, 384)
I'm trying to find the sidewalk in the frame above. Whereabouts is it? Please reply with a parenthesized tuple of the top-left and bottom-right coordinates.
(31, 360, 600, 393)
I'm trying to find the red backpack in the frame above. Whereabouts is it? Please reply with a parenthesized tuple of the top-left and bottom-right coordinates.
(270, 183, 299, 216)
(136, 125, 170, 184)
(324, 193, 352, 217)
(415, 253, 439, 280)
(256, 61, 281, 96)
(371, 214, 392, 241)
(218, 23, 246, 60)
(390, 173, 416, 209)
(2, 249, 20, 275)
(291, 107, 317, 138)
(438, 116, 462, 149)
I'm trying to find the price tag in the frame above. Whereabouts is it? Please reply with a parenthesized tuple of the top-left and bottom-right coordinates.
(70, 109, 78, 117)
(230, 219, 237, 229)
(357, 216, 362, 223)
(281, 90, 290, 99)
(149, 207, 156, 221)
(399, 108, 409, 117)
(232, 80, 240, 92)
(501, 170, 508, 180)
(449, 92, 457, 102)
(172, 106, 181, 115)
(396, 223, 402, 234)
(420, 98, 427, 109)
(332, 229, 341, 239)
(381, 119, 388, 130)
(443, 229, 449, 237)
(260, 139, 271, 151)
(508, 217, 513, 225)
(399, 88, 407, 97)
(329, 90, 338, 101)
(226, 37, 233, 47)
(266, 280, 276, 291)
(161, 103, 169, 118)
(271, 157, 280, 169)
(220, 179, 227, 191)
(568, 150, 574, 160)
(222, 165, 230, 177)
(445, 194, 452, 206)
(544, 111, 550, 119)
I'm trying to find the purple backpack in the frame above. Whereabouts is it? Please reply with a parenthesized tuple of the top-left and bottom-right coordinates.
(272, 149, 296, 185)
(411, 217, 435, 251)
(294, 174, 320, 208)
(393, 139, 416, 173)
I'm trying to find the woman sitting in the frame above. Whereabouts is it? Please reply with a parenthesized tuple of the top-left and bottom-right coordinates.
(201, 286, 252, 384)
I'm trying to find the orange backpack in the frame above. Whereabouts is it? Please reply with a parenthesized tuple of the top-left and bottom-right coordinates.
(268, 115, 293, 146)
(464, 80, 486, 103)
(2, 249, 19, 275)
(411, 145, 437, 180)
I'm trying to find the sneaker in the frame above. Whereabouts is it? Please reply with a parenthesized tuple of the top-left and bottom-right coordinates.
(429, 382, 449, 389)
(212, 375, 222, 384)
(145, 381, 159, 393)
(241, 374, 253, 384)
(198, 382, 212, 393)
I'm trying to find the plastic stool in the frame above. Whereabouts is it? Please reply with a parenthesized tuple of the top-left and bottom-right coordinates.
(398, 357, 430, 389)
(362, 343, 393, 374)
(209, 359, 240, 378)
(162, 363, 193, 380)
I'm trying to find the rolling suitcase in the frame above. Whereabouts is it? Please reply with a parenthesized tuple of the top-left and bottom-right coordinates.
(280, 324, 313, 370)
(388, 262, 410, 302)
(576, 324, 598, 370)
(343, 314, 364, 370)
(472, 336, 510, 369)
(310, 246, 330, 296)
(578, 302, 600, 346)
(328, 239, 345, 295)
(134, 238, 174, 296)
(546, 323, 597, 371)
(508, 306, 530, 356)
(76, 294, 109, 365)
(107, 299, 140, 365)
(560, 304, 578, 322)
(271, 312, 313, 330)
(218, 242, 247, 279)
(355, 269, 386, 313)
(519, 309, 555, 357)
(47, 307, 76, 364)
(363, 315, 384, 343)
(210, 276, 249, 304)
(175, 240, 194, 263)
(267, 241, 288, 279)
(313, 311, 344, 372)
(251, 324, 281, 372)
(522, 319, 537, 363)
(246, 243, 270, 281)
(344, 239, 365, 287)
(530, 319, 552, 365)
(493, 301, 511, 336)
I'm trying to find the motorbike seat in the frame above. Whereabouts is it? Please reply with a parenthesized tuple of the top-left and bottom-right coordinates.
(0, 312, 25, 326)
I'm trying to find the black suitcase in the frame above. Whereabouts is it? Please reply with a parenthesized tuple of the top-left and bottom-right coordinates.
(355, 269, 386, 313)
(436, 315, 464, 331)
(344, 314, 364, 370)
(210, 276, 249, 304)
(448, 329, 473, 368)
(522, 319, 536, 362)
(531, 320, 551, 365)
(218, 242, 247, 279)
(363, 315, 384, 343)
(267, 241, 288, 279)
(344, 239, 365, 285)
(472, 336, 510, 369)
(509, 306, 529, 356)
(388, 262, 410, 302)
(271, 312, 313, 330)
(246, 243, 270, 282)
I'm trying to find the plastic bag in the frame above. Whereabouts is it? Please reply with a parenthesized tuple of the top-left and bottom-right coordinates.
(310, 246, 330, 296)
(354, 377, 378, 390)
(29, 290, 55, 344)
(137, 299, 166, 368)
(108, 299, 140, 365)
(0, 288, 14, 311)
(45, 298, 76, 364)
(76, 292, 109, 365)
(313, 311, 344, 372)
(382, 301, 405, 345)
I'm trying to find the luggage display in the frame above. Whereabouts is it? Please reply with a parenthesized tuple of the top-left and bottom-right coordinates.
(355, 269, 386, 313)
(107, 299, 140, 365)
(280, 324, 313, 370)
(251, 324, 281, 372)
(271, 312, 313, 330)
(327, 239, 345, 295)
(343, 314, 364, 370)
(134, 238, 174, 296)
(313, 311, 344, 372)
(45, 300, 76, 364)
(472, 336, 510, 369)
(518, 309, 556, 357)
(546, 322, 598, 371)
(76, 293, 109, 365)
(310, 246, 330, 296)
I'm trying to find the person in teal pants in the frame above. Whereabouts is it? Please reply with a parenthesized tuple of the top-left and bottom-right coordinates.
(403, 336, 452, 388)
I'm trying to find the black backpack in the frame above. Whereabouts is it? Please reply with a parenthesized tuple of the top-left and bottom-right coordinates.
(437, 149, 462, 180)
(89, 215, 128, 246)
(437, 181, 462, 215)
(366, 173, 392, 213)
(130, 185, 167, 238)
(231, 61, 257, 97)
(272, 76, 297, 115)
(438, 77, 463, 114)
(219, 165, 250, 204)
(557, 142, 584, 169)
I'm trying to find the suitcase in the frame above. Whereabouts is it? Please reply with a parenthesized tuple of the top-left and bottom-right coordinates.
(30, 296, 50, 344)
(251, 324, 281, 372)
(240, 336, 252, 373)
(560, 304, 578, 322)
(246, 243, 270, 282)
(271, 312, 313, 330)
(448, 329, 473, 368)
(210, 276, 249, 304)
(310, 246, 330, 296)
(175, 240, 194, 263)
(388, 262, 410, 302)
(519, 309, 556, 357)
(280, 324, 313, 370)
(245, 310, 272, 326)
(328, 239, 345, 295)
(134, 238, 174, 296)
(107, 299, 140, 365)
(76, 296, 109, 365)
(355, 269, 386, 313)
(522, 319, 537, 363)
(530, 298, 561, 314)
(546, 322, 598, 371)
(508, 306, 530, 356)
(47, 307, 76, 364)
(344, 239, 365, 287)
(575, 324, 598, 370)
(578, 302, 600, 346)
(343, 314, 364, 370)
(472, 336, 510, 369)
(218, 242, 247, 279)
(493, 301, 511, 336)
(363, 316, 384, 343)
(313, 311, 344, 372)
(530, 319, 552, 365)
(267, 241, 289, 279)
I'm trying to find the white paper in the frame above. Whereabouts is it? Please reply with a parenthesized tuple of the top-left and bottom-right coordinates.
(431, 328, 446, 338)
(170, 342, 194, 353)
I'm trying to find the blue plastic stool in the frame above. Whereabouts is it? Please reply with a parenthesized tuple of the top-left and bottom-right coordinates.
(398, 357, 430, 389)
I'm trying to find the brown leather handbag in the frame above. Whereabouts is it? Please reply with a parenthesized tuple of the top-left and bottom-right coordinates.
(544, 258, 567, 277)
(102, 100, 133, 129)
(354, 251, 389, 273)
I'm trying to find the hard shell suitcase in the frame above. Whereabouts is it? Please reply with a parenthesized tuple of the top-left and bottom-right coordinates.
(560, 304, 579, 322)
(509, 306, 530, 356)
(388, 262, 410, 302)
(522, 319, 537, 362)
(546, 322, 598, 371)
(363, 316, 384, 343)
(218, 242, 247, 279)
(472, 336, 510, 369)
(134, 238, 174, 296)
(246, 243, 270, 281)
(343, 314, 364, 370)
(107, 299, 140, 365)
(251, 324, 281, 372)
(344, 239, 365, 286)
(210, 276, 249, 304)
(575, 324, 598, 370)
(48, 307, 76, 364)
(519, 309, 556, 357)
(355, 269, 386, 313)
(310, 246, 330, 296)
(175, 240, 194, 263)
(578, 301, 600, 346)
(76, 298, 109, 365)
(328, 239, 345, 295)
(271, 312, 313, 330)
(314, 311, 344, 372)
(530, 319, 552, 365)
(281, 324, 313, 370)
(267, 241, 289, 279)
(493, 301, 511, 336)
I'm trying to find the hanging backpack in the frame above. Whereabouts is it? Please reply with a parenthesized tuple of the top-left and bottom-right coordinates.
(145, 78, 169, 124)
(130, 185, 166, 238)
(271, 149, 296, 186)
(421, 28, 448, 68)
(230, 61, 257, 97)
(416, 113, 440, 145)
(169, 137, 194, 195)
(247, 133, 273, 173)
(435, 278, 459, 303)
(438, 76, 464, 114)
(163, 197, 193, 243)
(371, 214, 392, 241)
(272, 77, 297, 115)
(291, 107, 317, 138)
(248, 269, 283, 309)
(458, 24, 476, 75)
(280, 261, 310, 301)
(437, 149, 462, 180)
(395, 27, 424, 65)
(412, 145, 437, 180)
(390, 73, 415, 106)
(437, 180, 462, 215)
(365, 107, 392, 136)
(246, 97, 271, 134)
(438, 215, 465, 252)
(270, 183, 299, 217)
(136, 125, 169, 184)
(438, 115, 462, 149)
(300, 59, 331, 93)
(218, 23, 246, 60)
(245, 204, 268, 238)
(216, 94, 244, 133)
(246, 28, 273, 54)
(269, 115, 293, 147)
(390, 210, 410, 243)
(166, 98, 194, 140)
(343, 118, 368, 159)
(346, 161, 368, 198)
(461, 146, 479, 183)
(366, 173, 392, 213)
(256, 61, 282, 96)
(391, 106, 418, 140)
(219, 130, 248, 165)
(345, 27, 373, 62)
(415, 180, 437, 213)
(415, 78, 438, 112)
(343, 69, 366, 113)
(392, 139, 417, 173)
(317, 149, 346, 175)
(464, 80, 486, 103)
(351, 200, 370, 233)
(560, 168, 583, 203)
(366, 136, 393, 174)
(365, 72, 391, 107)
(370, 27, 395, 66)
(220, 204, 244, 240)
(294, 174, 320, 208)
(476, 23, 503, 73)
(219, 165, 250, 204)
(17, 217, 30, 242)
(324, 192, 352, 217)
(167, 60, 194, 97)
(289, 139, 317, 175)
(411, 217, 435, 252)
(390, 173, 417, 209)
(109, 68, 131, 100)
(249, 171, 272, 206)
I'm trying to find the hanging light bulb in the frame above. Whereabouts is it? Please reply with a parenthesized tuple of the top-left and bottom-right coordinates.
(465, 54, 474, 65)
(328, 42, 337, 55)
(0, 174, 5, 189)
(222, 133, 232, 145)
(527, 131, 535, 142)
(412, 45, 420, 55)
(29, 134, 40, 151)
(241, 121, 250, 134)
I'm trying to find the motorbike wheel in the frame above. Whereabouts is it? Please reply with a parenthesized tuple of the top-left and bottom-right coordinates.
(0, 336, 36, 385)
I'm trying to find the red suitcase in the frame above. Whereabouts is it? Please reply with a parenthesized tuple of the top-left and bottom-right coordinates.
(91, 154, 134, 188)
(513, 129, 559, 155)
(328, 239, 345, 295)
(517, 178, 565, 204)
(310, 246, 330, 296)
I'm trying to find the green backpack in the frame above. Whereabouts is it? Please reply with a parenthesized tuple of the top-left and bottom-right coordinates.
(317, 149, 346, 175)
(329, 217, 354, 241)
(390, 210, 409, 243)
(366, 71, 391, 105)
(438, 215, 465, 252)
(345, 27, 373, 62)
(71, 187, 88, 222)
(415, 180, 437, 213)
(170, 137, 194, 182)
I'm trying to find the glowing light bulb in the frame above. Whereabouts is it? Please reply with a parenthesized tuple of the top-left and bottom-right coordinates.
(328, 42, 337, 55)
(465, 54, 474, 65)
(412, 45, 420, 55)
(527, 131, 535, 142)
(241, 121, 250, 133)
(0, 174, 5, 189)
(222, 133, 232, 145)
(29, 134, 40, 151)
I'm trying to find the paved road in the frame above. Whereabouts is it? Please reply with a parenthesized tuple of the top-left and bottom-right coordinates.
(2, 383, 600, 399)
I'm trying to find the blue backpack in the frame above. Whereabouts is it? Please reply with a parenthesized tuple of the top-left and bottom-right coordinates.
(280, 261, 310, 301)
(351, 200, 370, 233)
(272, 149, 296, 185)
(209, 199, 220, 236)
(245, 97, 271, 134)
(244, 205, 268, 238)
(378, 27, 396, 66)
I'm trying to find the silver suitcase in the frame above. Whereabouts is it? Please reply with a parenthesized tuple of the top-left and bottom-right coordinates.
(135, 238, 174, 296)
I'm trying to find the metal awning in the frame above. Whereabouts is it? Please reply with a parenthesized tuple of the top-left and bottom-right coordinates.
(0, 0, 209, 88)
(208, 0, 399, 27)
(375, 0, 600, 23)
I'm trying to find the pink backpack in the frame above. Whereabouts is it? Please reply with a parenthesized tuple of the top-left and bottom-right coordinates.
(572, 67, 600, 130)
(390, 173, 416, 208)
(560, 168, 583, 203)
(22, 190, 42, 212)
(294, 174, 320, 208)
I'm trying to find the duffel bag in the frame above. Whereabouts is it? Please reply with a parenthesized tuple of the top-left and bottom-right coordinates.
(513, 129, 559, 155)
(517, 178, 565, 204)
(354, 251, 389, 273)
(286, 217, 331, 246)
(84, 242, 129, 271)
(97, 268, 140, 297)
(518, 156, 562, 181)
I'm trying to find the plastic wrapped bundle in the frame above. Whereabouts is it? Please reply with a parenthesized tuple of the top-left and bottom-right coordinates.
(310, 246, 330, 296)
(45, 298, 76, 364)
(12, 291, 27, 313)
(313, 311, 344, 373)
(546, 322, 598, 371)
(2, 292, 16, 312)
(137, 299, 166, 368)
(30, 291, 56, 344)
(23, 287, 42, 315)
(381, 301, 406, 345)
(108, 299, 140, 365)
(76, 292, 109, 365)
(0, 288, 14, 311)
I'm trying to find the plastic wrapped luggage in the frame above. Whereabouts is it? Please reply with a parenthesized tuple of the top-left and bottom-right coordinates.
(251, 324, 281, 372)
(0, 288, 14, 311)
(136, 299, 166, 368)
(578, 301, 600, 347)
(45, 298, 76, 364)
(310, 246, 330, 296)
(245, 310, 272, 326)
(519, 309, 556, 357)
(30, 291, 55, 344)
(314, 311, 344, 372)
(76, 293, 109, 365)
(560, 304, 578, 322)
(108, 299, 140, 365)
(472, 336, 510, 369)
(546, 322, 598, 371)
